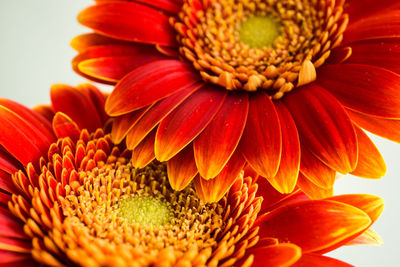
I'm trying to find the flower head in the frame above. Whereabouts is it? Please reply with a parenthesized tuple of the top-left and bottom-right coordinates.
(72, 0, 399, 201)
(0, 84, 383, 266)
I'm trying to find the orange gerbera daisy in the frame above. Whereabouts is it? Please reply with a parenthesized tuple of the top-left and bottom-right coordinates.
(0, 84, 383, 266)
(72, 0, 398, 201)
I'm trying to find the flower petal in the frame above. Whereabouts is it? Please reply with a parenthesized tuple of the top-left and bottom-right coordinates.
(284, 84, 358, 174)
(0, 106, 49, 165)
(348, 109, 400, 143)
(32, 105, 55, 123)
(0, 149, 22, 174)
(344, 0, 400, 24)
(126, 83, 201, 150)
(0, 169, 19, 195)
(52, 112, 81, 142)
(344, 10, 400, 44)
(167, 145, 198, 191)
(78, 2, 177, 46)
(318, 64, 400, 118)
(130, 129, 156, 169)
(346, 228, 382, 246)
(71, 33, 129, 52)
(345, 38, 400, 75)
(297, 173, 333, 200)
(266, 102, 300, 193)
(111, 106, 152, 144)
(0, 237, 31, 253)
(350, 126, 386, 179)
(50, 84, 103, 132)
(194, 152, 245, 203)
(105, 60, 200, 116)
(249, 244, 302, 267)
(255, 199, 371, 253)
(155, 86, 226, 161)
(240, 92, 281, 178)
(95, 0, 181, 14)
(0, 99, 54, 143)
(194, 92, 248, 179)
(300, 147, 336, 189)
(0, 207, 27, 239)
(292, 254, 352, 267)
(325, 194, 384, 223)
(74, 44, 167, 83)
(0, 250, 31, 264)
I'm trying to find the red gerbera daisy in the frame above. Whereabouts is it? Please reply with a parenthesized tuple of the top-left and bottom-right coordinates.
(73, 0, 397, 202)
(0, 84, 383, 265)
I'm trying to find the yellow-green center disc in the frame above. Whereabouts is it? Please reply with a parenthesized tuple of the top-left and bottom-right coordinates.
(239, 16, 281, 48)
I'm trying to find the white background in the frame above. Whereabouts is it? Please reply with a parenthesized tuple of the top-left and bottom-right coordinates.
(0, 1, 399, 266)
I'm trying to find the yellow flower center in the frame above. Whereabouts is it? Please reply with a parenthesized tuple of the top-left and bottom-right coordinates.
(8, 130, 263, 267)
(118, 195, 173, 227)
(172, 0, 349, 97)
(239, 16, 281, 48)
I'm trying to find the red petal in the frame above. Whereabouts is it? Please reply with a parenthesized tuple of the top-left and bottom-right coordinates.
(0, 250, 31, 264)
(297, 173, 333, 200)
(318, 64, 400, 118)
(111, 106, 152, 144)
(77, 84, 108, 124)
(345, 38, 400, 75)
(350, 126, 386, 178)
(266, 102, 300, 193)
(348, 109, 400, 143)
(344, 10, 400, 44)
(105, 60, 200, 116)
(155, 86, 226, 161)
(256, 175, 308, 213)
(345, 0, 400, 24)
(0, 149, 22, 174)
(33, 105, 55, 123)
(346, 228, 382, 246)
(0, 99, 54, 143)
(95, 0, 181, 14)
(74, 44, 167, 83)
(130, 129, 156, 169)
(249, 244, 302, 267)
(0, 207, 27, 239)
(300, 147, 336, 189)
(71, 33, 130, 52)
(0, 106, 49, 165)
(194, 152, 245, 203)
(325, 194, 384, 223)
(52, 113, 81, 142)
(50, 84, 103, 132)
(0, 237, 31, 253)
(126, 83, 201, 150)
(0, 169, 19, 194)
(240, 92, 281, 178)
(167, 145, 198, 191)
(78, 2, 177, 46)
(194, 92, 248, 179)
(284, 84, 358, 174)
(255, 199, 371, 253)
(292, 254, 352, 267)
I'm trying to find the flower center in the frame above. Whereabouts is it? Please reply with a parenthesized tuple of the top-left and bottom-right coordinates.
(172, 0, 349, 97)
(118, 195, 172, 227)
(239, 16, 281, 48)
(8, 129, 263, 267)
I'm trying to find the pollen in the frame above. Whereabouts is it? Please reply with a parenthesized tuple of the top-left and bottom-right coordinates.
(239, 16, 281, 48)
(118, 195, 173, 227)
(172, 0, 349, 97)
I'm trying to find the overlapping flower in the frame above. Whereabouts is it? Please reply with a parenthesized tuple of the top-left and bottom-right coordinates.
(0, 84, 383, 266)
(72, 0, 400, 201)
